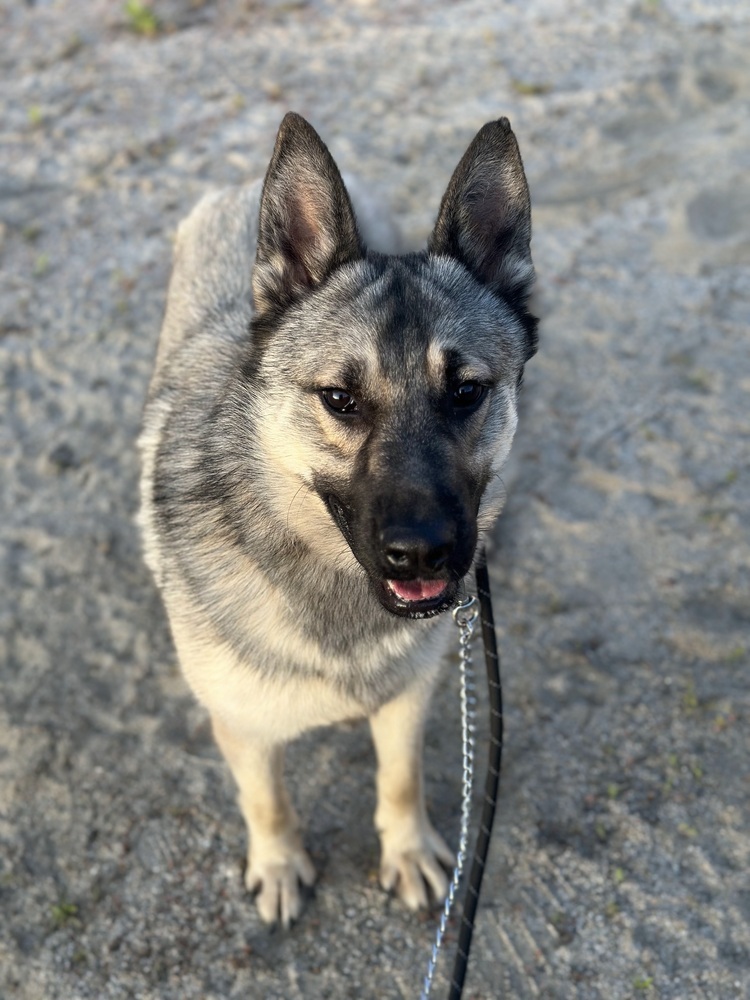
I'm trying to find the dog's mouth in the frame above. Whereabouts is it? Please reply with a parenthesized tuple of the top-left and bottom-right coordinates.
(377, 578, 457, 619)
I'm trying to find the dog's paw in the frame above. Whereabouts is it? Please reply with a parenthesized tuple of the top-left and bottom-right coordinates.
(379, 823, 456, 910)
(245, 840, 316, 928)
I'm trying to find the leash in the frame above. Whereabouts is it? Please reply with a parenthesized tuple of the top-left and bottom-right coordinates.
(450, 555, 503, 997)
(420, 551, 504, 999)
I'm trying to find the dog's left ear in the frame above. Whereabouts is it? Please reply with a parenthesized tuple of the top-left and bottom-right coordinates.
(252, 113, 363, 318)
(429, 118, 534, 313)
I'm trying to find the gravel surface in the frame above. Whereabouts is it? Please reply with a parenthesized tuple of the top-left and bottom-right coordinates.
(1, 2, 749, 998)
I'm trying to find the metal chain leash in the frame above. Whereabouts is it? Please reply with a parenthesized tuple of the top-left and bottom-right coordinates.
(419, 594, 479, 1000)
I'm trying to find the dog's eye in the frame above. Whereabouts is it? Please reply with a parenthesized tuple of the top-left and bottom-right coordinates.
(322, 388, 358, 415)
(452, 381, 486, 409)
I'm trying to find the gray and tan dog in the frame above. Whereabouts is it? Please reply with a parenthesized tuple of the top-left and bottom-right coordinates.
(139, 113, 536, 927)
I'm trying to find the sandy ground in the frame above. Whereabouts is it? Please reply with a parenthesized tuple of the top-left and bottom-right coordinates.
(1, 1, 749, 998)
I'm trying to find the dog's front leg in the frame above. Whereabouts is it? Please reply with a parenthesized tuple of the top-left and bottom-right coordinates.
(369, 678, 455, 910)
(211, 716, 315, 927)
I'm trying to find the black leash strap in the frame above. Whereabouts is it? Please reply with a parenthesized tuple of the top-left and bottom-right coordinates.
(449, 552, 504, 999)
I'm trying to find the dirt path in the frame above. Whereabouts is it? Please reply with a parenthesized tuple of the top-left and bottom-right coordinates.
(1, 2, 748, 998)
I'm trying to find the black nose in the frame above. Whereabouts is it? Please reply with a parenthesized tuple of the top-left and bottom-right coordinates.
(380, 522, 455, 576)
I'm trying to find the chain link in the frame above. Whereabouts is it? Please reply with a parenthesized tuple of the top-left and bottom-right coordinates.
(419, 594, 478, 1000)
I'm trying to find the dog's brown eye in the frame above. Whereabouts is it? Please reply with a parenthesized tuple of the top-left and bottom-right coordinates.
(452, 381, 486, 409)
(322, 388, 358, 415)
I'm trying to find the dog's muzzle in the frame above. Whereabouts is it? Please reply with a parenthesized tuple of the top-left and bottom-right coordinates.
(324, 491, 464, 619)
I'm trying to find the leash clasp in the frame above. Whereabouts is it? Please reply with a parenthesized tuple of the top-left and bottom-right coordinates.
(452, 594, 479, 631)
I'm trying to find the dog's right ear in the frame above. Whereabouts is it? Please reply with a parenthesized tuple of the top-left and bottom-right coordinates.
(428, 118, 534, 311)
(252, 113, 363, 318)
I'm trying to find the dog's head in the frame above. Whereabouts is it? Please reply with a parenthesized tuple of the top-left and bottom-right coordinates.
(244, 113, 536, 619)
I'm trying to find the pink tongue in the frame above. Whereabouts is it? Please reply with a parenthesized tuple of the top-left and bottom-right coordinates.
(388, 579, 447, 602)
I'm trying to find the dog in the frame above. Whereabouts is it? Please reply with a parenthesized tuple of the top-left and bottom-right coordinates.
(138, 112, 536, 927)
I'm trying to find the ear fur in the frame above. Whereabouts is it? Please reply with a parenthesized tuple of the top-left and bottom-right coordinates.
(429, 118, 535, 317)
(252, 113, 363, 318)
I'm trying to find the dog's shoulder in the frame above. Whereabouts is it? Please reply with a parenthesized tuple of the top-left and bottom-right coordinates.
(150, 181, 263, 387)
(342, 174, 403, 255)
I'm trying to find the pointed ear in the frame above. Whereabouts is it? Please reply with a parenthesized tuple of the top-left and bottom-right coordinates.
(428, 118, 534, 307)
(252, 113, 364, 318)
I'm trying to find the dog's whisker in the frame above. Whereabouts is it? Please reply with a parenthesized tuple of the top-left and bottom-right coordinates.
(286, 483, 312, 533)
